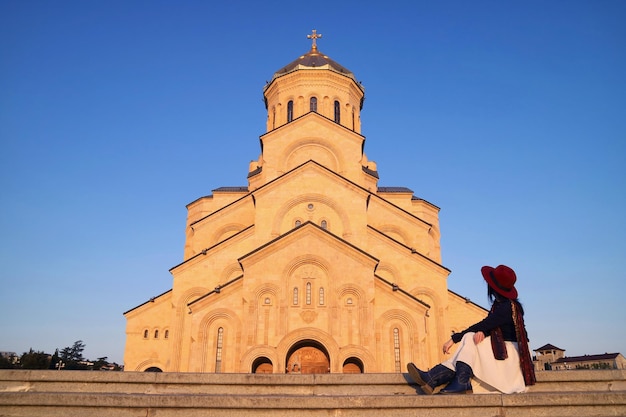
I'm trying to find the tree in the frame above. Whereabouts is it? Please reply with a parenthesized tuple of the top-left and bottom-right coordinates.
(60, 340, 85, 362)
(59, 340, 87, 369)
(0, 353, 18, 369)
(93, 356, 108, 370)
(20, 349, 51, 369)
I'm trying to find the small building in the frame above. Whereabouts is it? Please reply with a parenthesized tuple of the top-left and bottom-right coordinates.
(0, 352, 18, 365)
(551, 353, 626, 370)
(533, 343, 565, 370)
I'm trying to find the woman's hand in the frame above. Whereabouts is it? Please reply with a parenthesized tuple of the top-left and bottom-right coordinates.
(473, 331, 485, 345)
(443, 338, 454, 354)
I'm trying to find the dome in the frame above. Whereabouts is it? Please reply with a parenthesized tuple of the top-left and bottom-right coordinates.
(272, 47, 356, 80)
(265, 30, 363, 92)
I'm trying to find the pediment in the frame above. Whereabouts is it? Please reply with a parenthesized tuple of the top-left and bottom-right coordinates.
(239, 221, 378, 272)
(259, 113, 365, 178)
(260, 111, 364, 145)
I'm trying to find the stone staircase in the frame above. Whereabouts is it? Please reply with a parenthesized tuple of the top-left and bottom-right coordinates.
(0, 369, 625, 417)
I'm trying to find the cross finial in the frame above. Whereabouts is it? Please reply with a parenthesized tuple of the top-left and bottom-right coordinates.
(307, 29, 322, 51)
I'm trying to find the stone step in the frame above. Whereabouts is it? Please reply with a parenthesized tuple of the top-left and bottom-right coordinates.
(1, 370, 625, 417)
(1, 369, 625, 394)
(2, 391, 625, 417)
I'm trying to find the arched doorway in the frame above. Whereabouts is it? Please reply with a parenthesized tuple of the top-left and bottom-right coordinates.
(342, 357, 364, 373)
(286, 339, 330, 374)
(252, 357, 273, 373)
(144, 367, 162, 372)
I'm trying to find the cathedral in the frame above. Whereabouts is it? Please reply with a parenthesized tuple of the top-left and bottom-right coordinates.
(123, 31, 487, 373)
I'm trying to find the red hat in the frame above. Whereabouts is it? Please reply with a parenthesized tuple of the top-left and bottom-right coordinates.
(481, 265, 518, 299)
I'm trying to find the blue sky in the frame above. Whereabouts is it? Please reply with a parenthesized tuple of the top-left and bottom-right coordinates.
(1, 1, 624, 365)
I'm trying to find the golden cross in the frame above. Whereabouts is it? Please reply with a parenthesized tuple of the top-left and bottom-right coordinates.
(307, 29, 322, 50)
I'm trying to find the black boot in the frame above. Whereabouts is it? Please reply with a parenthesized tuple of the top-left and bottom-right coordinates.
(439, 361, 473, 394)
(407, 363, 455, 395)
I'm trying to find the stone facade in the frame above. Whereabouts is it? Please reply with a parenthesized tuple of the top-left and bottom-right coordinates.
(123, 35, 487, 373)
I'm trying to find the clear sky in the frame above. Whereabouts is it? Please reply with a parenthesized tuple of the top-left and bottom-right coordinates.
(1, 1, 624, 365)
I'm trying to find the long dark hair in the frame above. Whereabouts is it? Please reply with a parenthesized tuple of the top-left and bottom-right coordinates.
(488, 284, 524, 315)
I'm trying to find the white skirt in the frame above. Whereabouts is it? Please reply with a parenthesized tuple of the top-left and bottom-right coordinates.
(442, 332, 526, 394)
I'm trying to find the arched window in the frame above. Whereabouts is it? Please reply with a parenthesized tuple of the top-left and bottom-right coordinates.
(393, 328, 401, 372)
(295, 220, 301, 227)
(319, 288, 325, 305)
(306, 282, 312, 305)
(321, 220, 327, 230)
(154, 329, 159, 339)
(310, 97, 317, 112)
(334, 100, 340, 123)
(164, 330, 169, 339)
(272, 107, 276, 129)
(293, 287, 299, 305)
(215, 327, 224, 373)
(287, 100, 294, 122)
(143, 329, 149, 339)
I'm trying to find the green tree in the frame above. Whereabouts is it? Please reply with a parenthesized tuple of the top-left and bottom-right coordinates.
(59, 340, 87, 369)
(93, 356, 108, 370)
(20, 349, 51, 369)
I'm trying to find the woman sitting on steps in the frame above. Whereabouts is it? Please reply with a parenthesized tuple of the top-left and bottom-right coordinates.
(407, 264, 536, 394)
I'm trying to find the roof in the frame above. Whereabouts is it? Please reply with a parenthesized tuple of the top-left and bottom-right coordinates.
(378, 187, 414, 193)
(267, 46, 364, 93)
(212, 186, 249, 193)
(552, 353, 621, 363)
(535, 343, 565, 352)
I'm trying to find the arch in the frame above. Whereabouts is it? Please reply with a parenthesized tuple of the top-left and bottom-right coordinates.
(378, 309, 421, 333)
(336, 345, 376, 373)
(287, 100, 294, 122)
(410, 286, 443, 309)
(212, 223, 247, 245)
(286, 339, 330, 374)
(279, 133, 346, 173)
(144, 366, 163, 372)
(240, 345, 280, 373)
(220, 262, 244, 282)
(377, 224, 410, 245)
(252, 356, 273, 373)
(284, 142, 340, 172)
(310, 96, 317, 112)
(375, 262, 400, 284)
(270, 193, 352, 238)
(251, 282, 280, 301)
(169, 286, 211, 371)
(196, 308, 242, 372)
(276, 328, 340, 372)
(283, 254, 330, 278)
(134, 358, 166, 372)
(377, 309, 422, 372)
(343, 357, 363, 373)
(337, 284, 367, 300)
(334, 100, 340, 123)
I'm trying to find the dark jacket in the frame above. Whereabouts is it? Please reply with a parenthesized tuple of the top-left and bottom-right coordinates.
(451, 298, 517, 343)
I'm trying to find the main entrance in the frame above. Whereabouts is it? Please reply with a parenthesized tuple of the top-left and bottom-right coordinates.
(286, 340, 330, 374)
